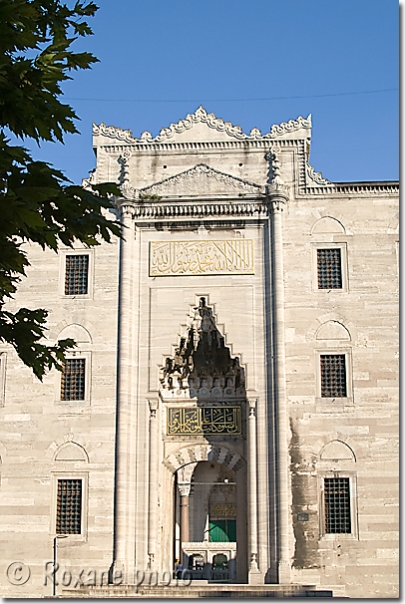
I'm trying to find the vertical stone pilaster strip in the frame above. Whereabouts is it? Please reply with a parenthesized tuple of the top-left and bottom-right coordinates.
(147, 399, 159, 568)
(267, 155, 291, 584)
(247, 400, 262, 584)
(113, 200, 136, 578)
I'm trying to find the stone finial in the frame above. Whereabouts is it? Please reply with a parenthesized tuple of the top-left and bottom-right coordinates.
(118, 151, 135, 199)
(266, 147, 289, 211)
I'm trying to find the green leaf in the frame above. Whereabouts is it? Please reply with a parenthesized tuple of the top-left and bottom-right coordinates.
(0, 1, 123, 379)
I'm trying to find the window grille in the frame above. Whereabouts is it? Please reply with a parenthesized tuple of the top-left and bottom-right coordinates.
(324, 477, 351, 533)
(56, 479, 82, 534)
(61, 358, 86, 401)
(320, 354, 347, 397)
(65, 255, 89, 295)
(317, 249, 342, 289)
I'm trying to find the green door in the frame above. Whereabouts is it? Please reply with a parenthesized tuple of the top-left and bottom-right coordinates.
(209, 519, 236, 542)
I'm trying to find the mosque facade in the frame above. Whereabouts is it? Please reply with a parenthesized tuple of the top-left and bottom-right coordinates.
(0, 108, 399, 598)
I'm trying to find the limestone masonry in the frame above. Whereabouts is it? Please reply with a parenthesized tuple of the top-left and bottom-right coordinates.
(0, 108, 399, 598)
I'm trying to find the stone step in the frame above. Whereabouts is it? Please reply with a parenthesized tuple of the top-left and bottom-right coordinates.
(62, 582, 336, 598)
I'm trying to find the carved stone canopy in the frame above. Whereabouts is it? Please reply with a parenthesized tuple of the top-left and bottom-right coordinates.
(161, 298, 245, 398)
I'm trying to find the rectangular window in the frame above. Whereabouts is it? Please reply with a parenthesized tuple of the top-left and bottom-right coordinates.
(61, 358, 86, 401)
(65, 255, 89, 295)
(317, 248, 342, 289)
(56, 479, 82, 534)
(324, 477, 351, 534)
(320, 354, 347, 397)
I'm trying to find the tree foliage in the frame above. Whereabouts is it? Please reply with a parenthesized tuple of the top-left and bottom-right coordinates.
(0, 0, 121, 379)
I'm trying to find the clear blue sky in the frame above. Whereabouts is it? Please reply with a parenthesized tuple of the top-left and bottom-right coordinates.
(29, 0, 399, 184)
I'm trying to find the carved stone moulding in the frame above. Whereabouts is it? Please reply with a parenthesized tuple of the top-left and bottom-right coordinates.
(302, 183, 399, 197)
(159, 385, 246, 402)
(129, 201, 268, 220)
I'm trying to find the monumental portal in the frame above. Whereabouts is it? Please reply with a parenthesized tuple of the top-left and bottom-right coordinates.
(0, 108, 399, 598)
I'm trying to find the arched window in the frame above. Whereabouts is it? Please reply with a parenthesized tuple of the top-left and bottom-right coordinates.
(317, 440, 358, 538)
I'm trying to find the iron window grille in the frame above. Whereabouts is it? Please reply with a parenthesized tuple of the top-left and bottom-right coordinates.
(61, 358, 86, 401)
(56, 479, 82, 534)
(65, 255, 89, 295)
(320, 354, 347, 398)
(317, 249, 342, 289)
(324, 477, 351, 533)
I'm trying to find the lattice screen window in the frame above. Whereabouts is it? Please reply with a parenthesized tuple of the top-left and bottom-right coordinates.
(320, 354, 347, 397)
(317, 249, 342, 289)
(61, 358, 86, 401)
(56, 479, 82, 534)
(65, 255, 89, 295)
(324, 477, 351, 533)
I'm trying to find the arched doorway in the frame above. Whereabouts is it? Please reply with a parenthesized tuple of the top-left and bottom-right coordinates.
(166, 444, 247, 583)
(176, 460, 238, 580)
(161, 298, 248, 583)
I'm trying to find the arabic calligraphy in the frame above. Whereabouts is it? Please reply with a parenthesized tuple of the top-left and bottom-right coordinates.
(167, 406, 241, 436)
(150, 240, 254, 276)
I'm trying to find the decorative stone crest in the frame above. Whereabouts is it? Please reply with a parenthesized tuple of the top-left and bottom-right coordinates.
(81, 168, 97, 191)
(92, 107, 312, 144)
(306, 161, 332, 186)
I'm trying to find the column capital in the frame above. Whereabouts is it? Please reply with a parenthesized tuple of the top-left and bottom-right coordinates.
(247, 398, 257, 416)
(266, 184, 289, 212)
(178, 482, 192, 498)
(116, 198, 137, 220)
(148, 398, 159, 418)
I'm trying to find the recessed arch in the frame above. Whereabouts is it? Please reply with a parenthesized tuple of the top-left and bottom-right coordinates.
(316, 321, 351, 341)
(54, 441, 89, 463)
(45, 434, 93, 461)
(58, 323, 92, 344)
(306, 312, 356, 343)
(311, 216, 345, 234)
(320, 440, 356, 462)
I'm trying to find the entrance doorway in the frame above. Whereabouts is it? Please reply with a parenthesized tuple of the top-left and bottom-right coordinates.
(175, 460, 243, 582)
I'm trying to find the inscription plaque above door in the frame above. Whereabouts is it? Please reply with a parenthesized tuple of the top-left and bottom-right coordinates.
(150, 240, 254, 276)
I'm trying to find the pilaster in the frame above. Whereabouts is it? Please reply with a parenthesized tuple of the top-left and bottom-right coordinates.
(247, 399, 263, 584)
(267, 149, 291, 584)
(147, 398, 159, 569)
(113, 199, 137, 580)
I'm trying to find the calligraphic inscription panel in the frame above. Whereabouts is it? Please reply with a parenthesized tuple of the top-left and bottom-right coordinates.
(167, 406, 241, 436)
(150, 240, 254, 276)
